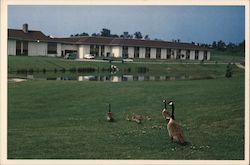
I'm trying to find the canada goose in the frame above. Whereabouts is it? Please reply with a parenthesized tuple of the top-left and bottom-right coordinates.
(106, 103, 114, 122)
(168, 100, 175, 120)
(164, 110, 185, 144)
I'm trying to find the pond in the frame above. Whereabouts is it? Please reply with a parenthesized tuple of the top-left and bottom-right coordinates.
(9, 72, 213, 82)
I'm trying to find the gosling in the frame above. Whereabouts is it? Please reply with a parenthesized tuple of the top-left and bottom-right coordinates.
(131, 114, 143, 124)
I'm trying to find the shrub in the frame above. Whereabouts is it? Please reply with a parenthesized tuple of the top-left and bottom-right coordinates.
(225, 63, 233, 78)
(42, 68, 46, 73)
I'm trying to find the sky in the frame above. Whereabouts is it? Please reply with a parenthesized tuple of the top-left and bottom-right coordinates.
(8, 5, 245, 44)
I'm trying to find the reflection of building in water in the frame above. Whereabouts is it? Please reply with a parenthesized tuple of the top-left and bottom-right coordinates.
(170, 77, 176, 80)
(26, 74, 192, 82)
(138, 76, 144, 81)
(122, 75, 133, 81)
(149, 76, 155, 81)
(27, 75, 34, 79)
(111, 76, 121, 82)
(160, 76, 166, 81)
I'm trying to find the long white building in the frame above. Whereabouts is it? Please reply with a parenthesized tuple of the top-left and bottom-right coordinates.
(8, 24, 211, 60)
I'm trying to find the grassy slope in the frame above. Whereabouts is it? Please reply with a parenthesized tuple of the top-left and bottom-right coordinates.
(211, 50, 245, 63)
(8, 76, 244, 159)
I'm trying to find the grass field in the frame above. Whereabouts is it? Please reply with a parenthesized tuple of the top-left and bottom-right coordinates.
(7, 55, 245, 159)
(211, 50, 245, 63)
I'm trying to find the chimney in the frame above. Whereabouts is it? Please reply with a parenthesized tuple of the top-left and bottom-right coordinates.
(23, 24, 28, 33)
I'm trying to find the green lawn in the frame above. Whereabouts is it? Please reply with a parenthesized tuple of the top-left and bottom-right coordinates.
(7, 55, 245, 159)
(8, 77, 244, 159)
(211, 50, 245, 63)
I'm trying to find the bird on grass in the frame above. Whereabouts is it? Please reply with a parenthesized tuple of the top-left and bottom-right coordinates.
(106, 103, 114, 122)
(163, 110, 186, 145)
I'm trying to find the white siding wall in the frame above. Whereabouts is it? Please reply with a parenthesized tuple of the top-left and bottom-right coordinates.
(78, 45, 90, 59)
(207, 51, 211, 60)
(8, 40, 16, 55)
(57, 43, 62, 57)
(190, 50, 195, 60)
(139, 47, 145, 58)
(111, 46, 122, 58)
(128, 47, 134, 58)
(173, 49, 177, 59)
(198, 50, 204, 60)
(180, 50, 186, 60)
(150, 48, 156, 59)
(161, 49, 167, 59)
(104, 46, 111, 57)
(28, 42, 47, 56)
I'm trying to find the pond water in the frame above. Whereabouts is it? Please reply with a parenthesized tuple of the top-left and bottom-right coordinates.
(10, 73, 207, 82)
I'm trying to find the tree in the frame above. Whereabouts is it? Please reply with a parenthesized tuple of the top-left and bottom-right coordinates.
(101, 28, 111, 37)
(134, 32, 143, 39)
(111, 34, 119, 38)
(212, 41, 217, 49)
(144, 35, 150, 40)
(217, 40, 226, 51)
(238, 40, 245, 51)
(91, 33, 99, 37)
(122, 32, 129, 38)
(80, 32, 89, 36)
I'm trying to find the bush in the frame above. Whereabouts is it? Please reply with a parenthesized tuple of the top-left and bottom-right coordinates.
(137, 67, 149, 73)
(225, 63, 233, 78)
(69, 68, 77, 73)
(42, 68, 46, 73)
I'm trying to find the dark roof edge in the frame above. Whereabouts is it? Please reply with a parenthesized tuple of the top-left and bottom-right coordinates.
(8, 29, 211, 51)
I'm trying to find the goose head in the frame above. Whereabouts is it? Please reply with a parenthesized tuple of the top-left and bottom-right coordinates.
(168, 101, 173, 106)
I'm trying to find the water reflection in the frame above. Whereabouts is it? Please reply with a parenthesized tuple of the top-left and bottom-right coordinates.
(23, 74, 197, 82)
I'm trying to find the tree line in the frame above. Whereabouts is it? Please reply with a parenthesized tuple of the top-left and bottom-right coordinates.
(195, 40, 245, 52)
(70, 28, 150, 40)
(70, 28, 245, 52)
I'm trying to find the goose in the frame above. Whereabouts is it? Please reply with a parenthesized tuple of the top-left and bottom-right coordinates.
(106, 103, 114, 122)
(163, 110, 185, 144)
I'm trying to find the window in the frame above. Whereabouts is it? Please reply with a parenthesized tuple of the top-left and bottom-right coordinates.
(145, 47, 151, 58)
(167, 49, 171, 59)
(134, 47, 140, 58)
(122, 46, 128, 58)
(156, 48, 161, 59)
(90, 45, 100, 56)
(176, 49, 181, 59)
(23, 41, 28, 55)
(47, 42, 57, 54)
(195, 50, 199, 60)
(16, 41, 21, 55)
(186, 50, 190, 60)
(101, 45, 105, 56)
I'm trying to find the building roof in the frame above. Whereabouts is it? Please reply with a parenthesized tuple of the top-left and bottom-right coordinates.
(8, 29, 51, 42)
(8, 29, 210, 51)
